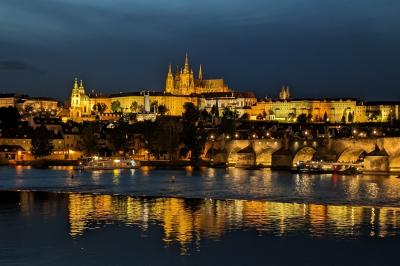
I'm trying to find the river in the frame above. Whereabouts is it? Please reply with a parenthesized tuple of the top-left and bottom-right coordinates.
(1, 166, 400, 265)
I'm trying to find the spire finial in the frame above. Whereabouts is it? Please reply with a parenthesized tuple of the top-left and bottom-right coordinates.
(168, 64, 172, 74)
(79, 79, 84, 88)
(74, 77, 79, 89)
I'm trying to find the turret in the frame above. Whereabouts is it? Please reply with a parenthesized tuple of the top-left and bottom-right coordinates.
(79, 79, 85, 94)
(279, 86, 291, 100)
(73, 77, 79, 90)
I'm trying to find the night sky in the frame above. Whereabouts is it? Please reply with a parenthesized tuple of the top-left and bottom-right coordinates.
(1, 0, 399, 100)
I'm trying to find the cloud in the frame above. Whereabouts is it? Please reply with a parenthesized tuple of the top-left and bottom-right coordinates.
(0, 60, 28, 70)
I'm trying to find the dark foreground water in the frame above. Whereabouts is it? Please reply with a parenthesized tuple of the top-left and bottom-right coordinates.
(1, 191, 400, 266)
(1, 167, 400, 265)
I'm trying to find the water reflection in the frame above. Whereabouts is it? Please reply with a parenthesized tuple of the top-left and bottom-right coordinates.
(11, 191, 400, 255)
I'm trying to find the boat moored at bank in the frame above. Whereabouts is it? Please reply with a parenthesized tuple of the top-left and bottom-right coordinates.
(74, 157, 139, 170)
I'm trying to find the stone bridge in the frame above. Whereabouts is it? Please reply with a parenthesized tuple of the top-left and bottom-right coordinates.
(203, 137, 400, 172)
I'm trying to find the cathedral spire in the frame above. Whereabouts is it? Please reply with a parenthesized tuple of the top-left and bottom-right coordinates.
(184, 53, 189, 73)
(168, 64, 172, 74)
(198, 64, 203, 80)
(79, 80, 84, 89)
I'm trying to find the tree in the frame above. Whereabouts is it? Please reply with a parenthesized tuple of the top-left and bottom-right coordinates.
(182, 102, 204, 164)
(256, 113, 264, 120)
(130, 101, 138, 113)
(147, 117, 182, 160)
(93, 103, 107, 114)
(210, 104, 219, 117)
(323, 112, 328, 122)
(78, 123, 99, 156)
(297, 113, 307, 124)
(31, 126, 54, 159)
(107, 122, 130, 155)
(111, 101, 122, 113)
(347, 112, 354, 123)
(240, 113, 249, 120)
(200, 109, 211, 121)
(158, 104, 168, 116)
(262, 110, 267, 118)
(219, 107, 236, 134)
(369, 110, 381, 121)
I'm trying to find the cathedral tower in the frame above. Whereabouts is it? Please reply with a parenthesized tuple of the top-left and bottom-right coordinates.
(165, 64, 174, 93)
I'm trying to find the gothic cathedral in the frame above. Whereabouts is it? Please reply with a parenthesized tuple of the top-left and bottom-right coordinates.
(165, 54, 230, 95)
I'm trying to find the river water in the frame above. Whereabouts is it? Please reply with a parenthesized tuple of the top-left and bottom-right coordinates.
(1, 166, 400, 265)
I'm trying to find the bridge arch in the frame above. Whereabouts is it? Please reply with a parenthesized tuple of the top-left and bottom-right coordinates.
(256, 148, 276, 167)
(337, 148, 367, 163)
(292, 147, 317, 165)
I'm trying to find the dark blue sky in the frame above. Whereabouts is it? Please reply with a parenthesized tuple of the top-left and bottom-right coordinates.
(0, 0, 399, 100)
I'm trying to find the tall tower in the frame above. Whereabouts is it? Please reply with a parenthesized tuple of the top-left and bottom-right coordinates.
(179, 53, 194, 94)
(71, 78, 81, 108)
(165, 64, 174, 93)
(198, 64, 203, 80)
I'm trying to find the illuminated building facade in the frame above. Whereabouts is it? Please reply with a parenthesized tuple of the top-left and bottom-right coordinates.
(69, 78, 92, 122)
(64, 55, 400, 123)
(165, 54, 230, 95)
(247, 96, 400, 123)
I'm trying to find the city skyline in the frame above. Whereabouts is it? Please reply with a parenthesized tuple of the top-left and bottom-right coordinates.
(1, 0, 400, 100)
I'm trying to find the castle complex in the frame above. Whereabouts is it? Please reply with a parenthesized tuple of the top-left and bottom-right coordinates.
(52, 54, 400, 123)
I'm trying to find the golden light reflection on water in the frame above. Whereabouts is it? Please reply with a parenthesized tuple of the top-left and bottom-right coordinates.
(62, 193, 400, 254)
